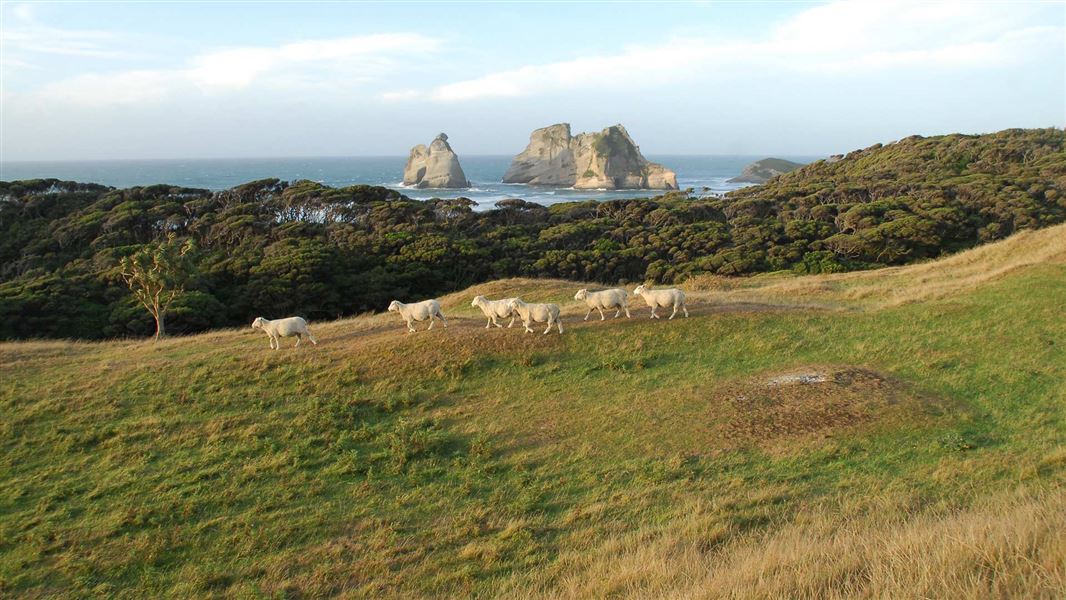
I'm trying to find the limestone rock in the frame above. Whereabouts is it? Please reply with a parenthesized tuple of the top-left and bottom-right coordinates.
(727, 158, 804, 184)
(503, 123, 677, 190)
(403, 133, 470, 189)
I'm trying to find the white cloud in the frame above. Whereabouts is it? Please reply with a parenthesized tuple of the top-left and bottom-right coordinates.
(185, 33, 438, 90)
(1, 3, 146, 62)
(432, 38, 733, 101)
(38, 70, 178, 105)
(2, 25, 143, 60)
(381, 89, 420, 101)
(30, 33, 442, 106)
(430, 0, 1061, 101)
(0, 56, 36, 70)
(11, 2, 35, 22)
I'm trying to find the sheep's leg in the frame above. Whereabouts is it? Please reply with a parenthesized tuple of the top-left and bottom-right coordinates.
(307, 329, 318, 345)
(524, 320, 533, 334)
(428, 315, 435, 330)
(272, 335, 279, 350)
(508, 315, 515, 328)
(295, 334, 302, 348)
(544, 319, 552, 334)
(683, 304, 689, 318)
(624, 306, 631, 318)
(614, 308, 621, 318)
(557, 318, 564, 334)
(438, 311, 448, 328)
(669, 305, 678, 320)
(493, 316, 503, 328)
(485, 316, 492, 329)
(597, 307, 606, 321)
(406, 319, 416, 333)
(584, 308, 592, 321)
(650, 306, 659, 319)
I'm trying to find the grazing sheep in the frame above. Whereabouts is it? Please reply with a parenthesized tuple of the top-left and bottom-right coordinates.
(251, 316, 317, 350)
(507, 298, 564, 334)
(388, 299, 448, 333)
(633, 284, 689, 319)
(471, 295, 518, 329)
(574, 288, 631, 321)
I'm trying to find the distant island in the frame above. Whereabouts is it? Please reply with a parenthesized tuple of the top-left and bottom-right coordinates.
(403, 133, 470, 189)
(728, 157, 805, 184)
(503, 123, 678, 190)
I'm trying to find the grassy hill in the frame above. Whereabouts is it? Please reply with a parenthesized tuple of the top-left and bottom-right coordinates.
(2, 224, 1064, 598)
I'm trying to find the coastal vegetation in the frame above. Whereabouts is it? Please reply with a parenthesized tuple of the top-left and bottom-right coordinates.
(2, 223, 1064, 597)
(0, 127, 1062, 340)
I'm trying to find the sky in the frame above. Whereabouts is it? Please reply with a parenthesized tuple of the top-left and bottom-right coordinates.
(1, 0, 1064, 161)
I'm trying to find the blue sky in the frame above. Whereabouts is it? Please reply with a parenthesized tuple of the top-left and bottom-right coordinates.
(2, 1, 1063, 160)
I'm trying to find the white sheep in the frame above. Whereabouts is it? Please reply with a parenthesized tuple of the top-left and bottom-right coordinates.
(471, 295, 518, 328)
(507, 298, 563, 334)
(388, 299, 448, 333)
(251, 316, 318, 350)
(633, 284, 689, 319)
(574, 288, 631, 321)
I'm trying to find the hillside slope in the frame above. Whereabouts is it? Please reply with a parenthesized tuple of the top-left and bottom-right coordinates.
(2, 224, 1065, 598)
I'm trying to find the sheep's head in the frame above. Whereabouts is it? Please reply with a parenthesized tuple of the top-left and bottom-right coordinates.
(471, 295, 485, 307)
(507, 298, 521, 310)
(633, 284, 648, 296)
(387, 301, 401, 312)
(574, 289, 587, 300)
(251, 317, 265, 330)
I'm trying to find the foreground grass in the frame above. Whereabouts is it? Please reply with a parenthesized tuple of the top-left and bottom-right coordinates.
(1, 225, 1064, 598)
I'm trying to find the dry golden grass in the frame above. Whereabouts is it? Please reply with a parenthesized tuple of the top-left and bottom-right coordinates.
(686, 222, 1066, 310)
(502, 488, 1065, 599)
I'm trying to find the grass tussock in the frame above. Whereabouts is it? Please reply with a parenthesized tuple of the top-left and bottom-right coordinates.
(506, 489, 1064, 599)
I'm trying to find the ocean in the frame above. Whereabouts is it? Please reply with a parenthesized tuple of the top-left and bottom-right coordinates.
(0, 155, 819, 209)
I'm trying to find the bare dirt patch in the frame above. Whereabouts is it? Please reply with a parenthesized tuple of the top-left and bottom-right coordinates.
(714, 366, 939, 449)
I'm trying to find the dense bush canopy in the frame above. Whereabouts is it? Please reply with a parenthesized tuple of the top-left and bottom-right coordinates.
(1, 128, 1063, 339)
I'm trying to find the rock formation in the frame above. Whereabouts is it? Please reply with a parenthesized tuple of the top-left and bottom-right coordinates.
(503, 124, 677, 190)
(727, 158, 804, 184)
(403, 133, 470, 189)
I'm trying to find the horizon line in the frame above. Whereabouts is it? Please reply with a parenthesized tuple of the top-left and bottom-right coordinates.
(0, 152, 827, 165)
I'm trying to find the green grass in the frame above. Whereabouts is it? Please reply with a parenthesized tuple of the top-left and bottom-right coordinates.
(1, 226, 1064, 598)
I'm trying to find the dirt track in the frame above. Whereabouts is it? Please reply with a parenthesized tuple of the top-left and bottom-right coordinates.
(320, 298, 808, 346)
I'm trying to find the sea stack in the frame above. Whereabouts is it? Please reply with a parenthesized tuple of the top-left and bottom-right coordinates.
(727, 158, 804, 184)
(403, 133, 470, 189)
(503, 123, 678, 190)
